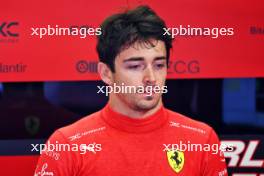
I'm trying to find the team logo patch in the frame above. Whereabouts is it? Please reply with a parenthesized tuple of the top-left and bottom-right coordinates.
(166, 150, 184, 173)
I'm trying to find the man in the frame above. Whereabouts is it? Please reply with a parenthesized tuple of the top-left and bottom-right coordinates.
(35, 5, 228, 176)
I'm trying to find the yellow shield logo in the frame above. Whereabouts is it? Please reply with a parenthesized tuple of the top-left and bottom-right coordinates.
(166, 150, 184, 173)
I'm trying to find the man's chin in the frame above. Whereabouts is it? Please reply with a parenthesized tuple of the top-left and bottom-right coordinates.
(135, 97, 160, 111)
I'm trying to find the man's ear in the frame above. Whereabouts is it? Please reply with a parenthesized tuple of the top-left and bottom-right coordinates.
(97, 62, 114, 85)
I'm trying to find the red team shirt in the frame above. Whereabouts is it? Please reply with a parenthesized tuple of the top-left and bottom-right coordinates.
(35, 103, 228, 176)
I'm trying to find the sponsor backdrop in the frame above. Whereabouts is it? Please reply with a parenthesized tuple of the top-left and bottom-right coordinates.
(0, 0, 263, 175)
(0, 0, 263, 81)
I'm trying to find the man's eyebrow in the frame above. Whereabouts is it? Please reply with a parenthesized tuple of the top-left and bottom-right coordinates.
(154, 56, 166, 61)
(123, 57, 144, 62)
(123, 56, 167, 63)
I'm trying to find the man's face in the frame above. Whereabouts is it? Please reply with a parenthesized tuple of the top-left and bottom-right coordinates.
(112, 39, 167, 111)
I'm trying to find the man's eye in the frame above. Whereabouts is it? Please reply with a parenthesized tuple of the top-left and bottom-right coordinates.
(155, 63, 165, 69)
(127, 65, 142, 70)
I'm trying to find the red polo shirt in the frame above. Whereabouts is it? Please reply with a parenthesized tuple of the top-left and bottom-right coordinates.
(34, 104, 227, 176)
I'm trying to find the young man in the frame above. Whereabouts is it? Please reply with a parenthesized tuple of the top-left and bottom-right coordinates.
(35, 6, 228, 176)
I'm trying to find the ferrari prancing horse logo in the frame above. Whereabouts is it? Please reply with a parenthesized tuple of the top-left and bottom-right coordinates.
(166, 150, 185, 173)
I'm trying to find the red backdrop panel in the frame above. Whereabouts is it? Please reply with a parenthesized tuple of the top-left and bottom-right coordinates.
(0, 156, 39, 175)
(0, 0, 263, 81)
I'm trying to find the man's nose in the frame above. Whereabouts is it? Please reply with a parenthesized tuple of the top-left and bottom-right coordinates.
(143, 66, 156, 85)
